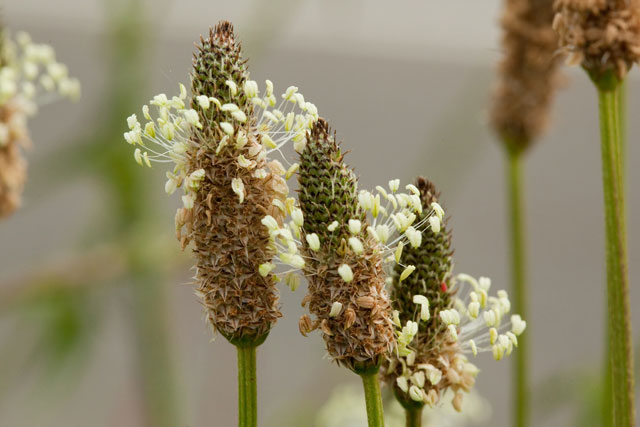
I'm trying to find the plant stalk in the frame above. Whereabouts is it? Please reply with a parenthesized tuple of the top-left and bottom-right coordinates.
(602, 77, 627, 427)
(405, 406, 423, 427)
(507, 147, 529, 427)
(361, 371, 385, 427)
(237, 345, 258, 427)
(130, 278, 181, 427)
(594, 73, 635, 427)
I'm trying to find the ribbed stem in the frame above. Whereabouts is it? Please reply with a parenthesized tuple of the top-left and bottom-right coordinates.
(603, 77, 627, 427)
(618, 80, 626, 183)
(405, 406, 423, 427)
(237, 346, 257, 427)
(360, 371, 385, 427)
(507, 148, 529, 427)
(595, 73, 635, 427)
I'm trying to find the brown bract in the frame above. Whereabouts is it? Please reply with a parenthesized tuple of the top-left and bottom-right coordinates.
(491, 0, 563, 151)
(554, 0, 640, 79)
(0, 99, 30, 219)
(178, 132, 286, 346)
(303, 238, 394, 372)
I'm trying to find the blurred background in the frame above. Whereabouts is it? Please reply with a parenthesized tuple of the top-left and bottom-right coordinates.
(0, 0, 639, 426)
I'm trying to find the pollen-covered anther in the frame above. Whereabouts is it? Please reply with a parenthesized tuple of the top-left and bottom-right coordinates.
(337, 264, 354, 283)
(409, 386, 425, 402)
(329, 302, 343, 318)
(511, 314, 527, 335)
(413, 294, 430, 321)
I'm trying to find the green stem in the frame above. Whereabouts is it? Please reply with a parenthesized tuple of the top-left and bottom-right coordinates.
(507, 148, 529, 427)
(603, 77, 627, 427)
(405, 406, 423, 427)
(129, 274, 181, 427)
(237, 346, 257, 427)
(360, 372, 385, 427)
(618, 79, 626, 183)
(595, 73, 635, 427)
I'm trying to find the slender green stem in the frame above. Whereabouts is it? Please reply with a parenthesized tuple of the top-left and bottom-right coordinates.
(237, 346, 257, 427)
(360, 372, 385, 427)
(618, 79, 627, 183)
(595, 73, 635, 427)
(507, 148, 529, 427)
(131, 282, 181, 427)
(128, 251, 182, 427)
(405, 406, 423, 427)
(603, 77, 627, 427)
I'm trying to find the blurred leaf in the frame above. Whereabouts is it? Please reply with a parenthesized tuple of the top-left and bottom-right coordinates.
(0, 279, 101, 397)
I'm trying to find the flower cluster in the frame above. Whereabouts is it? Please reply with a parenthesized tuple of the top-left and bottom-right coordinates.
(122, 22, 317, 345)
(0, 31, 80, 106)
(124, 79, 317, 211)
(383, 178, 526, 411)
(554, 0, 640, 78)
(288, 119, 443, 373)
(0, 30, 80, 218)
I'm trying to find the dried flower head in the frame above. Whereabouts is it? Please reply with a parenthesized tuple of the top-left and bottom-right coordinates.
(491, 0, 563, 152)
(382, 178, 526, 412)
(289, 121, 443, 374)
(0, 30, 80, 218)
(123, 22, 318, 346)
(553, 0, 640, 79)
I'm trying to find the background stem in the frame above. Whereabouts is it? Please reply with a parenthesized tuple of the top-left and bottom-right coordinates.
(596, 77, 635, 427)
(507, 148, 529, 427)
(360, 372, 385, 427)
(405, 406, 423, 427)
(130, 277, 180, 427)
(237, 346, 257, 427)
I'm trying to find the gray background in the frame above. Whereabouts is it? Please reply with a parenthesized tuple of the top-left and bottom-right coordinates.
(0, 0, 638, 426)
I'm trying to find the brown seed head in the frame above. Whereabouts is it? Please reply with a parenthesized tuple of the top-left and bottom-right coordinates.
(491, 0, 564, 152)
(554, 0, 640, 79)
(0, 100, 30, 219)
(180, 22, 285, 346)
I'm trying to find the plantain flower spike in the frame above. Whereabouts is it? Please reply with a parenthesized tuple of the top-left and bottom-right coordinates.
(122, 21, 318, 346)
(382, 178, 526, 412)
(554, 0, 640, 80)
(0, 28, 80, 219)
(294, 118, 393, 373)
(491, 0, 563, 152)
(292, 119, 444, 375)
